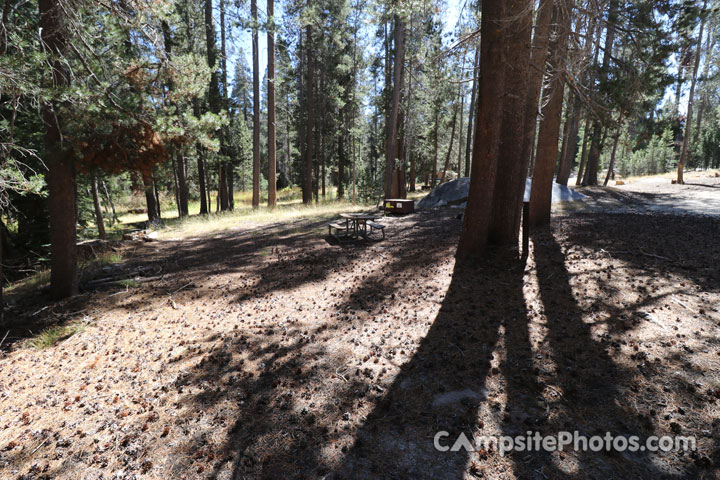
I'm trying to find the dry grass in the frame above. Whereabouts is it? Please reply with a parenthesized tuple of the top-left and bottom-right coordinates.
(154, 199, 369, 241)
(621, 169, 719, 184)
(27, 322, 86, 350)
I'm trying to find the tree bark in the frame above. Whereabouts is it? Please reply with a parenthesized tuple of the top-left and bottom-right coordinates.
(196, 144, 209, 214)
(251, 0, 260, 206)
(582, 0, 618, 186)
(91, 172, 106, 240)
(338, 110, 345, 198)
(187, 0, 209, 216)
(457, 0, 507, 259)
(677, 0, 707, 184)
(40, 0, 77, 299)
(432, 107, 439, 186)
(603, 132, 620, 186)
(529, 0, 573, 227)
(383, 15, 405, 199)
(440, 98, 459, 183)
(406, 60, 416, 192)
(694, 22, 714, 147)
(556, 97, 582, 185)
(161, 20, 189, 217)
(303, 10, 314, 205)
(457, 78, 465, 177)
(205, 0, 229, 211)
(575, 116, 590, 186)
(219, 0, 232, 210)
(142, 173, 160, 222)
(176, 155, 188, 216)
(267, 0, 277, 207)
(172, 155, 181, 216)
(227, 163, 234, 209)
(464, 47, 480, 178)
(487, 0, 535, 245)
(101, 178, 118, 225)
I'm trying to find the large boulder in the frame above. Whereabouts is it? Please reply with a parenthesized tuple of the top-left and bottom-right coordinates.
(417, 177, 471, 209)
(417, 177, 586, 209)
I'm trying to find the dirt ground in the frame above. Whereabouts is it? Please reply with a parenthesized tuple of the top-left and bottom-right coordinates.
(568, 171, 720, 217)
(1, 179, 720, 480)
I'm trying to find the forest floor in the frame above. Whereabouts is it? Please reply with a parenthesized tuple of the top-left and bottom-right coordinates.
(2, 175, 720, 480)
(564, 170, 720, 217)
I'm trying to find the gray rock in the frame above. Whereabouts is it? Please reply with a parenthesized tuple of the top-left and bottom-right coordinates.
(417, 177, 586, 210)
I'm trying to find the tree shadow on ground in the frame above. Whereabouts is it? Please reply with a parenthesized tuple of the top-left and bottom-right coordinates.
(332, 251, 521, 479)
(503, 229, 667, 478)
(156, 210, 464, 479)
(5, 210, 720, 479)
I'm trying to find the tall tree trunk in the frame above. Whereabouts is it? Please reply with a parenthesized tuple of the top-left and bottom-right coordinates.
(172, 155, 181, 216)
(457, 77, 465, 177)
(338, 110, 346, 198)
(352, 129, 356, 204)
(176, 155, 188, 216)
(464, 48, 480, 178)
(677, 0, 708, 184)
(457, 0, 507, 259)
(383, 15, 405, 199)
(529, 0, 573, 227)
(196, 144, 209, 214)
(101, 178, 118, 225)
(251, 0, 260, 207)
(204, 157, 212, 211)
(161, 20, 189, 217)
(267, 0, 277, 207)
(486, 0, 536, 245)
(406, 60, 416, 191)
(303, 10, 314, 205)
(40, 0, 77, 299)
(694, 24, 714, 147)
(205, 0, 229, 211)
(220, 0, 232, 210)
(218, 163, 227, 211)
(575, 116, 591, 186)
(603, 132, 621, 186)
(187, 2, 208, 215)
(227, 163, 234, 209)
(556, 97, 582, 185)
(432, 107, 439, 186)
(582, 0, 618, 186)
(322, 153, 326, 199)
(674, 45, 686, 119)
(91, 173, 106, 240)
(142, 173, 160, 222)
(440, 99, 460, 183)
(557, 93, 571, 177)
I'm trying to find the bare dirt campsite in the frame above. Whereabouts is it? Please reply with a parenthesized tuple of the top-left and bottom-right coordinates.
(2, 173, 720, 480)
(4, 0, 720, 479)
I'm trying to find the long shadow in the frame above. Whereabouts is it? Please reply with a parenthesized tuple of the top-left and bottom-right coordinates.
(531, 230, 662, 477)
(527, 224, 713, 478)
(156, 210, 466, 479)
(332, 250, 526, 479)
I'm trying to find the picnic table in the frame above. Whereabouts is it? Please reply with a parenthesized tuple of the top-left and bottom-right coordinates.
(328, 213, 385, 241)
